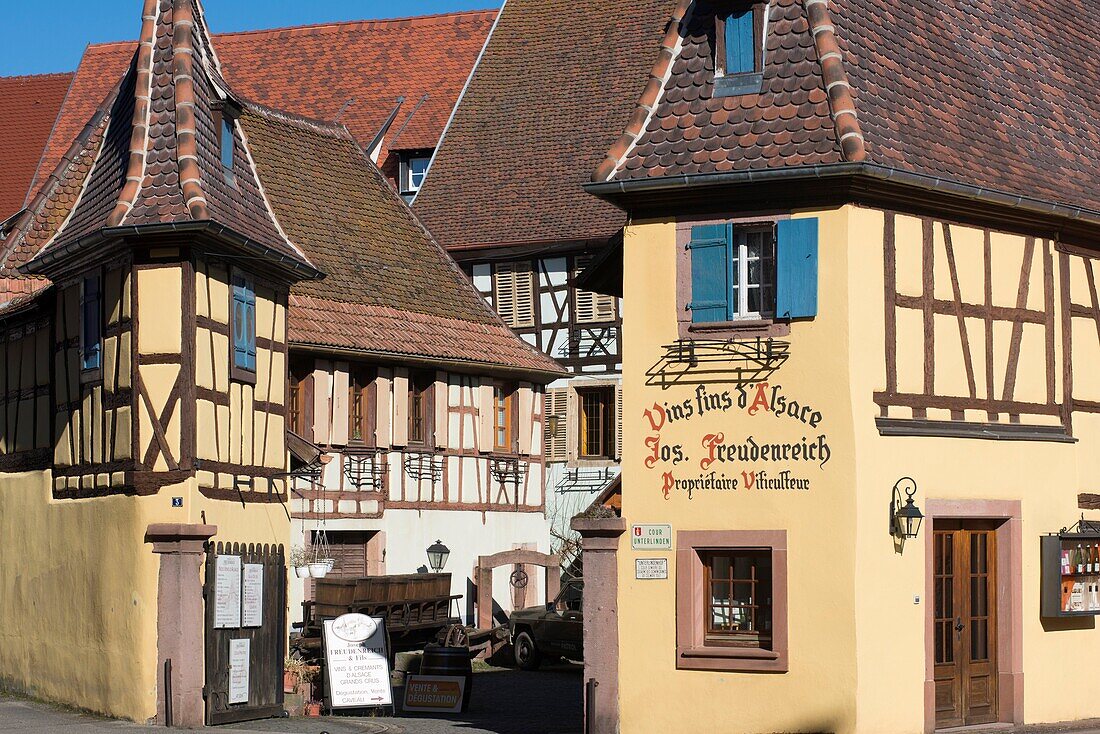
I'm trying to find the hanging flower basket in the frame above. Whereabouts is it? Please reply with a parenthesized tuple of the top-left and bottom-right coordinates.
(289, 546, 311, 578)
(308, 561, 330, 578)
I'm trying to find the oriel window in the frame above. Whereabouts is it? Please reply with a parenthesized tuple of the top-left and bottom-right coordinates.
(577, 386, 614, 459)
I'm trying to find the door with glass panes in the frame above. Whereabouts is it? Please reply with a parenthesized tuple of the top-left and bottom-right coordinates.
(933, 521, 998, 728)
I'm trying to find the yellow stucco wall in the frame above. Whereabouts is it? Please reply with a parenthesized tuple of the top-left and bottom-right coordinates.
(0, 471, 159, 721)
(618, 205, 1100, 733)
(617, 210, 859, 734)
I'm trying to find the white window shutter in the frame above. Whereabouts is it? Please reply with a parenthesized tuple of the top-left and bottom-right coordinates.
(517, 382, 533, 455)
(375, 368, 392, 449)
(544, 388, 568, 462)
(478, 381, 495, 453)
(312, 360, 332, 445)
(392, 368, 409, 447)
(435, 372, 449, 449)
(330, 362, 349, 446)
(494, 262, 535, 328)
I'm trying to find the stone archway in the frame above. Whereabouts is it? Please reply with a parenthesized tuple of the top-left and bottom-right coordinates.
(476, 549, 560, 629)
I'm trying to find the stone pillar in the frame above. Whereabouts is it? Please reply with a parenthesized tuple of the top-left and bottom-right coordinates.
(572, 516, 626, 734)
(146, 523, 217, 728)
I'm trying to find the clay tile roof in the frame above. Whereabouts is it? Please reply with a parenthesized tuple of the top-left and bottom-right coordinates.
(11, 0, 316, 276)
(596, 0, 1100, 217)
(29, 10, 496, 202)
(0, 73, 72, 221)
(412, 0, 675, 251)
(238, 104, 564, 378)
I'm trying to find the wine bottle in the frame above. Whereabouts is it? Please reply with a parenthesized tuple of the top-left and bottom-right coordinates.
(1077, 544, 1085, 574)
(1062, 548, 1073, 575)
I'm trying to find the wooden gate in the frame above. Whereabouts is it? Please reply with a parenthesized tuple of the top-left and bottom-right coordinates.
(204, 542, 286, 725)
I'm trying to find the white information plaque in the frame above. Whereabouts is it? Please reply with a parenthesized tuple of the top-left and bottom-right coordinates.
(214, 555, 242, 629)
(631, 524, 672, 550)
(635, 557, 669, 579)
(228, 638, 250, 705)
(323, 614, 392, 708)
(241, 564, 263, 628)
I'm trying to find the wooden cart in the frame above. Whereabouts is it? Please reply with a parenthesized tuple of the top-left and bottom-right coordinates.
(294, 573, 462, 655)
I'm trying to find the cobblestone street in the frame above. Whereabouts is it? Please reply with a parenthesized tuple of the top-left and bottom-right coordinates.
(0, 663, 583, 734)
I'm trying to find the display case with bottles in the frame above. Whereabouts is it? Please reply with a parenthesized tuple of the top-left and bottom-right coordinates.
(1041, 521, 1100, 618)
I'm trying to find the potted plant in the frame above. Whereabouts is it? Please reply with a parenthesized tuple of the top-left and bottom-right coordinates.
(303, 700, 322, 717)
(289, 546, 311, 578)
(308, 558, 330, 578)
(284, 657, 307, 694)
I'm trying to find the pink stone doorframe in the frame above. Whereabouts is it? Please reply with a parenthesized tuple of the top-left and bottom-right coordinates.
(147, 522, 217, 728)
(923, 499, 1023, 733)
(475, 548, 561, 629)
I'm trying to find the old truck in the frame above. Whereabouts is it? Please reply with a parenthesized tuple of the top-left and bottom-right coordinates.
(508, 578, 583, 670)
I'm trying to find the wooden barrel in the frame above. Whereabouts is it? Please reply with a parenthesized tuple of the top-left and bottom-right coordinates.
(419, 645, 473, 712)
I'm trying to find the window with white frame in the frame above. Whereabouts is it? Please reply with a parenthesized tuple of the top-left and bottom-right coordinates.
(493, 261, 535, 329)
(735, 227, 776, 319)
(399, 152, 432, 201)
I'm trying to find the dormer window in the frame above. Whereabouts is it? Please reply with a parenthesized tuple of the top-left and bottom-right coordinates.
(714, 2, 767, 97)
(399, 151, 432, 203)
(212, 100, 240, 186)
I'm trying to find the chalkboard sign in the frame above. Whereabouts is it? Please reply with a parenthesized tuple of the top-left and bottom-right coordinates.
(323, 614, 392, 708)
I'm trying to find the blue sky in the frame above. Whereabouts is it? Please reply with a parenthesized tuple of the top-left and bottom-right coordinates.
(0, 0, 493, 76)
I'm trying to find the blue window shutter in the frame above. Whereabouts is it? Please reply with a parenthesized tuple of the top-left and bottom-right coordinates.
(725, 8, 755, 74)
(687, 224, 731, 323)
(232, 279, 255, 371)
(776, 218, 819, 319)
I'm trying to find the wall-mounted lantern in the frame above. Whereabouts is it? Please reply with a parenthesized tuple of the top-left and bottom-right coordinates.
(426, 539, 451, 573)
(547, 414, 561, 437)
(890, 477, 924, 539)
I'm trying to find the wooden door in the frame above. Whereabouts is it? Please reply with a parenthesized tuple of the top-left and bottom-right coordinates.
(933, 523, 998, 729)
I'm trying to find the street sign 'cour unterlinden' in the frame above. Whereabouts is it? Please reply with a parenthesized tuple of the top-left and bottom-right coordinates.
(631, 524, 672, 550)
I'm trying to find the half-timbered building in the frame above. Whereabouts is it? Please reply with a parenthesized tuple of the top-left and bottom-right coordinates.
(573, 1, 1100, 733)
(414, 0, 672, 547)
(0, 0, 560, 723)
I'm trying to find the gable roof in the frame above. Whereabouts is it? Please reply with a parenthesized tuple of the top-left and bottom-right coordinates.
(0, 73, 72, 221)
(5, 0, 316, 278)
(412, 0, 675, 253)
(27, 9, 496, 207)
(240, 104, 562, 376)
(592, 0, 1100, 222)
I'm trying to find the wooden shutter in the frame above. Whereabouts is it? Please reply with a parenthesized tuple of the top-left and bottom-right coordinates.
(544, 388, 568, 462)
(517, 383, 533, 455)
(312, 360, 332, 445)
(574, 256, 617, 324)
(330, 363, 349, 446)
(493, 262, 535, 328)
(232, 277, 256, 371)
(776, 217, 819, 319)
(614, 382, 623, 460)
(725, 8, 755, 74)
(375, 368, 392, 449)
(478, 381, 495, 453)
(392, 369, 409, 446)
(686, 224, 730, 323)
(434, 372, 449, 449)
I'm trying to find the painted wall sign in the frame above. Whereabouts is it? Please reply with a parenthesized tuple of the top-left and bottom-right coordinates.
(632, 524, 672, 550)
(241, 563, 263, 628)
(641, 382, 833, 500)
(635, 557, 669, 579)
(214, 554, 242, 629)
(228, 638, 250, 705)
(403, 675, 466, 713)
(323, 614, 392, 708)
